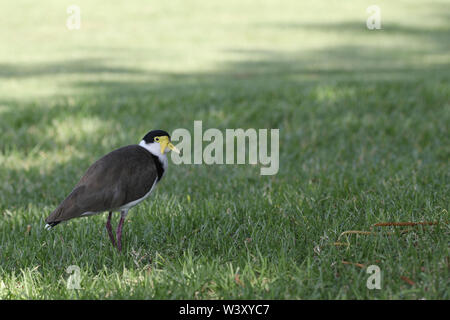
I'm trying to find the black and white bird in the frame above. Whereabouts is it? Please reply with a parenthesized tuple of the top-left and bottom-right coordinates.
(44, 130, 179, 251)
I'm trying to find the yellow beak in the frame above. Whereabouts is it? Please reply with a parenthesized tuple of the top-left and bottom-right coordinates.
(168, 142, 180, 154)
(159, 136, 180, 154)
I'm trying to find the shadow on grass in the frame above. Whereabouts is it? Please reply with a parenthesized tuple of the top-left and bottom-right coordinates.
(0, 58, 148, 78)
(0, 18, 449, 272)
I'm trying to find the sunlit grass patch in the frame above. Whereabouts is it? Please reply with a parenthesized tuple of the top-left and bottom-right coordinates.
(0, 0, 448, 299)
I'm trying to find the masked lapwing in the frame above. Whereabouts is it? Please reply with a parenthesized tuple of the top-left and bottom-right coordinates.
(44, 130, 179, 252)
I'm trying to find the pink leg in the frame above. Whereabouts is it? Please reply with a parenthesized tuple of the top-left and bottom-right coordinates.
(106, 212, 116, 247)
(116, 211, 126, 252)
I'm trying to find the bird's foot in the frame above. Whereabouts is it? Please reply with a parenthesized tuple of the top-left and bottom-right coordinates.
(106, 212, 116, 248)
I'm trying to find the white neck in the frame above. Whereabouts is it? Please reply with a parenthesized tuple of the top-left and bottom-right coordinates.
(139, 140, 168, 171)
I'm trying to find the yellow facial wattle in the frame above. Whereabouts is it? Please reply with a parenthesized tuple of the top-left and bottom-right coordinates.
(155, 136, 180, 154)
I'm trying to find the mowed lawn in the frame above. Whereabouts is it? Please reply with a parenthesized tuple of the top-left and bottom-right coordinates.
(0, 0, 449, 299)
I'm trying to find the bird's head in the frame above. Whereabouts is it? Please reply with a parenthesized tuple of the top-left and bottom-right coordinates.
(140, 130, 180, 156)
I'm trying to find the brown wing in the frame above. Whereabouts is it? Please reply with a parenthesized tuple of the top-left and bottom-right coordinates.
(45, 145, 159, 224)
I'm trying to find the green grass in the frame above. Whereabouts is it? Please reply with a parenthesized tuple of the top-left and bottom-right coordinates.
(0, 0, 449, 299)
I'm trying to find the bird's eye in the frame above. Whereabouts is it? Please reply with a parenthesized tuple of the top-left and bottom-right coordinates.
(154, 137, 159, 142)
